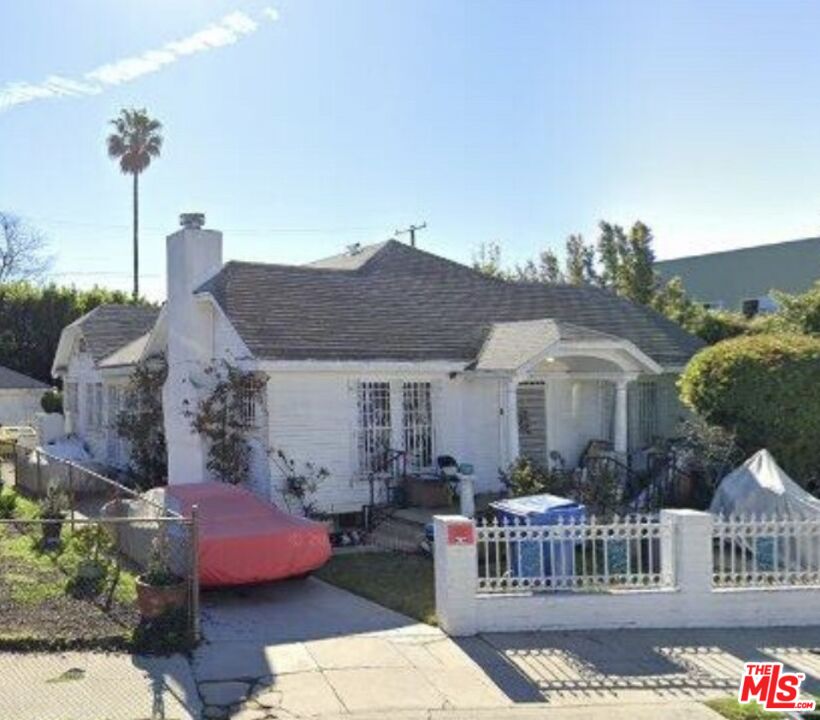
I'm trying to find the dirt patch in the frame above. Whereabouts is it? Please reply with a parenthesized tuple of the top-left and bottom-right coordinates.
(0, 523, 138, 645)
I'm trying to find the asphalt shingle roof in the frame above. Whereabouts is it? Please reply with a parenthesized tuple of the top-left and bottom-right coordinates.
(99, 333, 152, 368)
(198, 240, 704, 367)
(73, 304, 160, 363)
(0, 365, 48, 390)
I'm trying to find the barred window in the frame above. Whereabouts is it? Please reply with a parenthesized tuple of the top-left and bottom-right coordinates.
(357, 381, 392, 475)
(238, 376, 265, 426)
(629, 381, 659, 450)
(403, 382, 434, 471)
(356, 380, 436, 476)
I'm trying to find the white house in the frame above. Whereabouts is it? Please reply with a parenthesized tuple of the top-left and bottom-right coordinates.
(52, 214, 703, 515)
(52, 304, 160, 466)
(0, 365, 49, 427)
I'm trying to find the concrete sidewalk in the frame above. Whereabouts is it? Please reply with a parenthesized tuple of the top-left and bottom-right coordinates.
(314, 706, 721, 720)
(0, 650, 202, 720)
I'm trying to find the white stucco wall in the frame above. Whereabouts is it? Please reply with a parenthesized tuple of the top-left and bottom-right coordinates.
(434, 511, 820, 636)
(0, 389, 45, 426)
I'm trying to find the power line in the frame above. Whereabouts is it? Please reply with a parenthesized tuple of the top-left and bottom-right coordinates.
(19, 214, 388, 235)
(49, 271, 161, 277)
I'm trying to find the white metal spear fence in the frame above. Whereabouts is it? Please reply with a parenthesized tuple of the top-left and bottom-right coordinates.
(712, 514, 820, 588)
(476, 515, 672, 594)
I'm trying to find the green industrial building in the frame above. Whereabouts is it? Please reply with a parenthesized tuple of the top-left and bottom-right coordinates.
(655, 236, 820, 316)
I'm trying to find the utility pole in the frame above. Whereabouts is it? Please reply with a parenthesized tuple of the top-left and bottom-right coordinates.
(395, 222, 427, 248)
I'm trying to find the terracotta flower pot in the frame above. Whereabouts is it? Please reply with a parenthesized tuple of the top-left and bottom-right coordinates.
(135, 577, 188, 619)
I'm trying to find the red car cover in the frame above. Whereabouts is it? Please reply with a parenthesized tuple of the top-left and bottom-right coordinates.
(165, 483, 331, 588)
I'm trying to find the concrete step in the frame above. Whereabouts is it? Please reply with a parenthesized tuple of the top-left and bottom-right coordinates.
(369, 516, 427, 553)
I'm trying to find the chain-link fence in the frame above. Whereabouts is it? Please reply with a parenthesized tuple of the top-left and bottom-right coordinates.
(0, 444, 199, 651)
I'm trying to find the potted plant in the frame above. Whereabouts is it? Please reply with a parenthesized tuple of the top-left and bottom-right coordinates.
(135, 532, 187, 619)
(38, 487, 68, 548)
(69, 525, 111, 596)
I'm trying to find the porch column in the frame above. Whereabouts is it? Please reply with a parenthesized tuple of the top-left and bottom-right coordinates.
(614, 378, 629, 455)
(506, 378, 520, 464)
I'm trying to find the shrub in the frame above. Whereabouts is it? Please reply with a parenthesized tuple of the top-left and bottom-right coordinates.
(572, 463, 623, 521)
(685, 310, 751, 345)
(38, 487, 68, 519)
(117, 354, 167, 489)
(499, 458, 623, 519)
(40, 388, 63, 414)
(500, 458, 571, 498)
(0, 491, 17, 519)
(274, 449, 328, 517)
(679, 334, 820, 487)
(186, 360, 267, 485)
(666, 417, 744, 508)
(65, 525, 113, 598)
(771, 282, 820, 334)
(672, 417, 742, 488)
(142, 533, 181, 587)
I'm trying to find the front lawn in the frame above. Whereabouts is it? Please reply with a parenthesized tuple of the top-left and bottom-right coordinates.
(316, 551, 436, 625)
(706, 698, 784, 720)
(706, 697, 818, 719)
(0, 489, 187, 652)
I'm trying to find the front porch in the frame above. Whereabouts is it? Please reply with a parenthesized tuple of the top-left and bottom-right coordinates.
(476, 319, 669, 472)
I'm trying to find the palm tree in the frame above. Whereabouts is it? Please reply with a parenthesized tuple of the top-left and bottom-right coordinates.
(106, 108, 163, 300)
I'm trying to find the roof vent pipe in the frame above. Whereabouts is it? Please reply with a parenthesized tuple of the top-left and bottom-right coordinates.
(180, 212, 205, 230)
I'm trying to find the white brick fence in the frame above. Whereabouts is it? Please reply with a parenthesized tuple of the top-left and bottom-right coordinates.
(433, 510, 820, 636)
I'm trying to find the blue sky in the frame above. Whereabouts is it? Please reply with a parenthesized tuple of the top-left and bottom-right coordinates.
(3, 0, 820, 299)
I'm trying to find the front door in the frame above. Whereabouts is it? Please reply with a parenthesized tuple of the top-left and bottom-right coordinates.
(517, 382, 548, 466)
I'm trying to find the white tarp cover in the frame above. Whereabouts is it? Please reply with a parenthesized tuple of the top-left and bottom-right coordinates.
(711, 449, 820, 573)
(43, 436, 92, 463)
(710, 449, 820, 519)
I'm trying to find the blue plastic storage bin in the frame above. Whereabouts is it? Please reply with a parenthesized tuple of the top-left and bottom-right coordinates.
(491, 494, 586, 580)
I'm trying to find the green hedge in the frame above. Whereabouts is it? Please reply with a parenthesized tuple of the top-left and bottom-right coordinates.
(679, 334, 820, 486)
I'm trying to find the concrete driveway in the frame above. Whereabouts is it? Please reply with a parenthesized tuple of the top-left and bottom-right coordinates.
(192, 578, 775, 719)
(193, 578, 511, 718)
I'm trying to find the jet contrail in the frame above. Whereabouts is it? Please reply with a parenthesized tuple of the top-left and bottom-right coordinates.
(0, 9, 277, 112)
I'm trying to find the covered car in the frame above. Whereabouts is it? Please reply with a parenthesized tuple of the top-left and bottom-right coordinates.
(710, 449, 820, 520)
(105, 482, 332, 588)
(710, 449, 820, 572)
